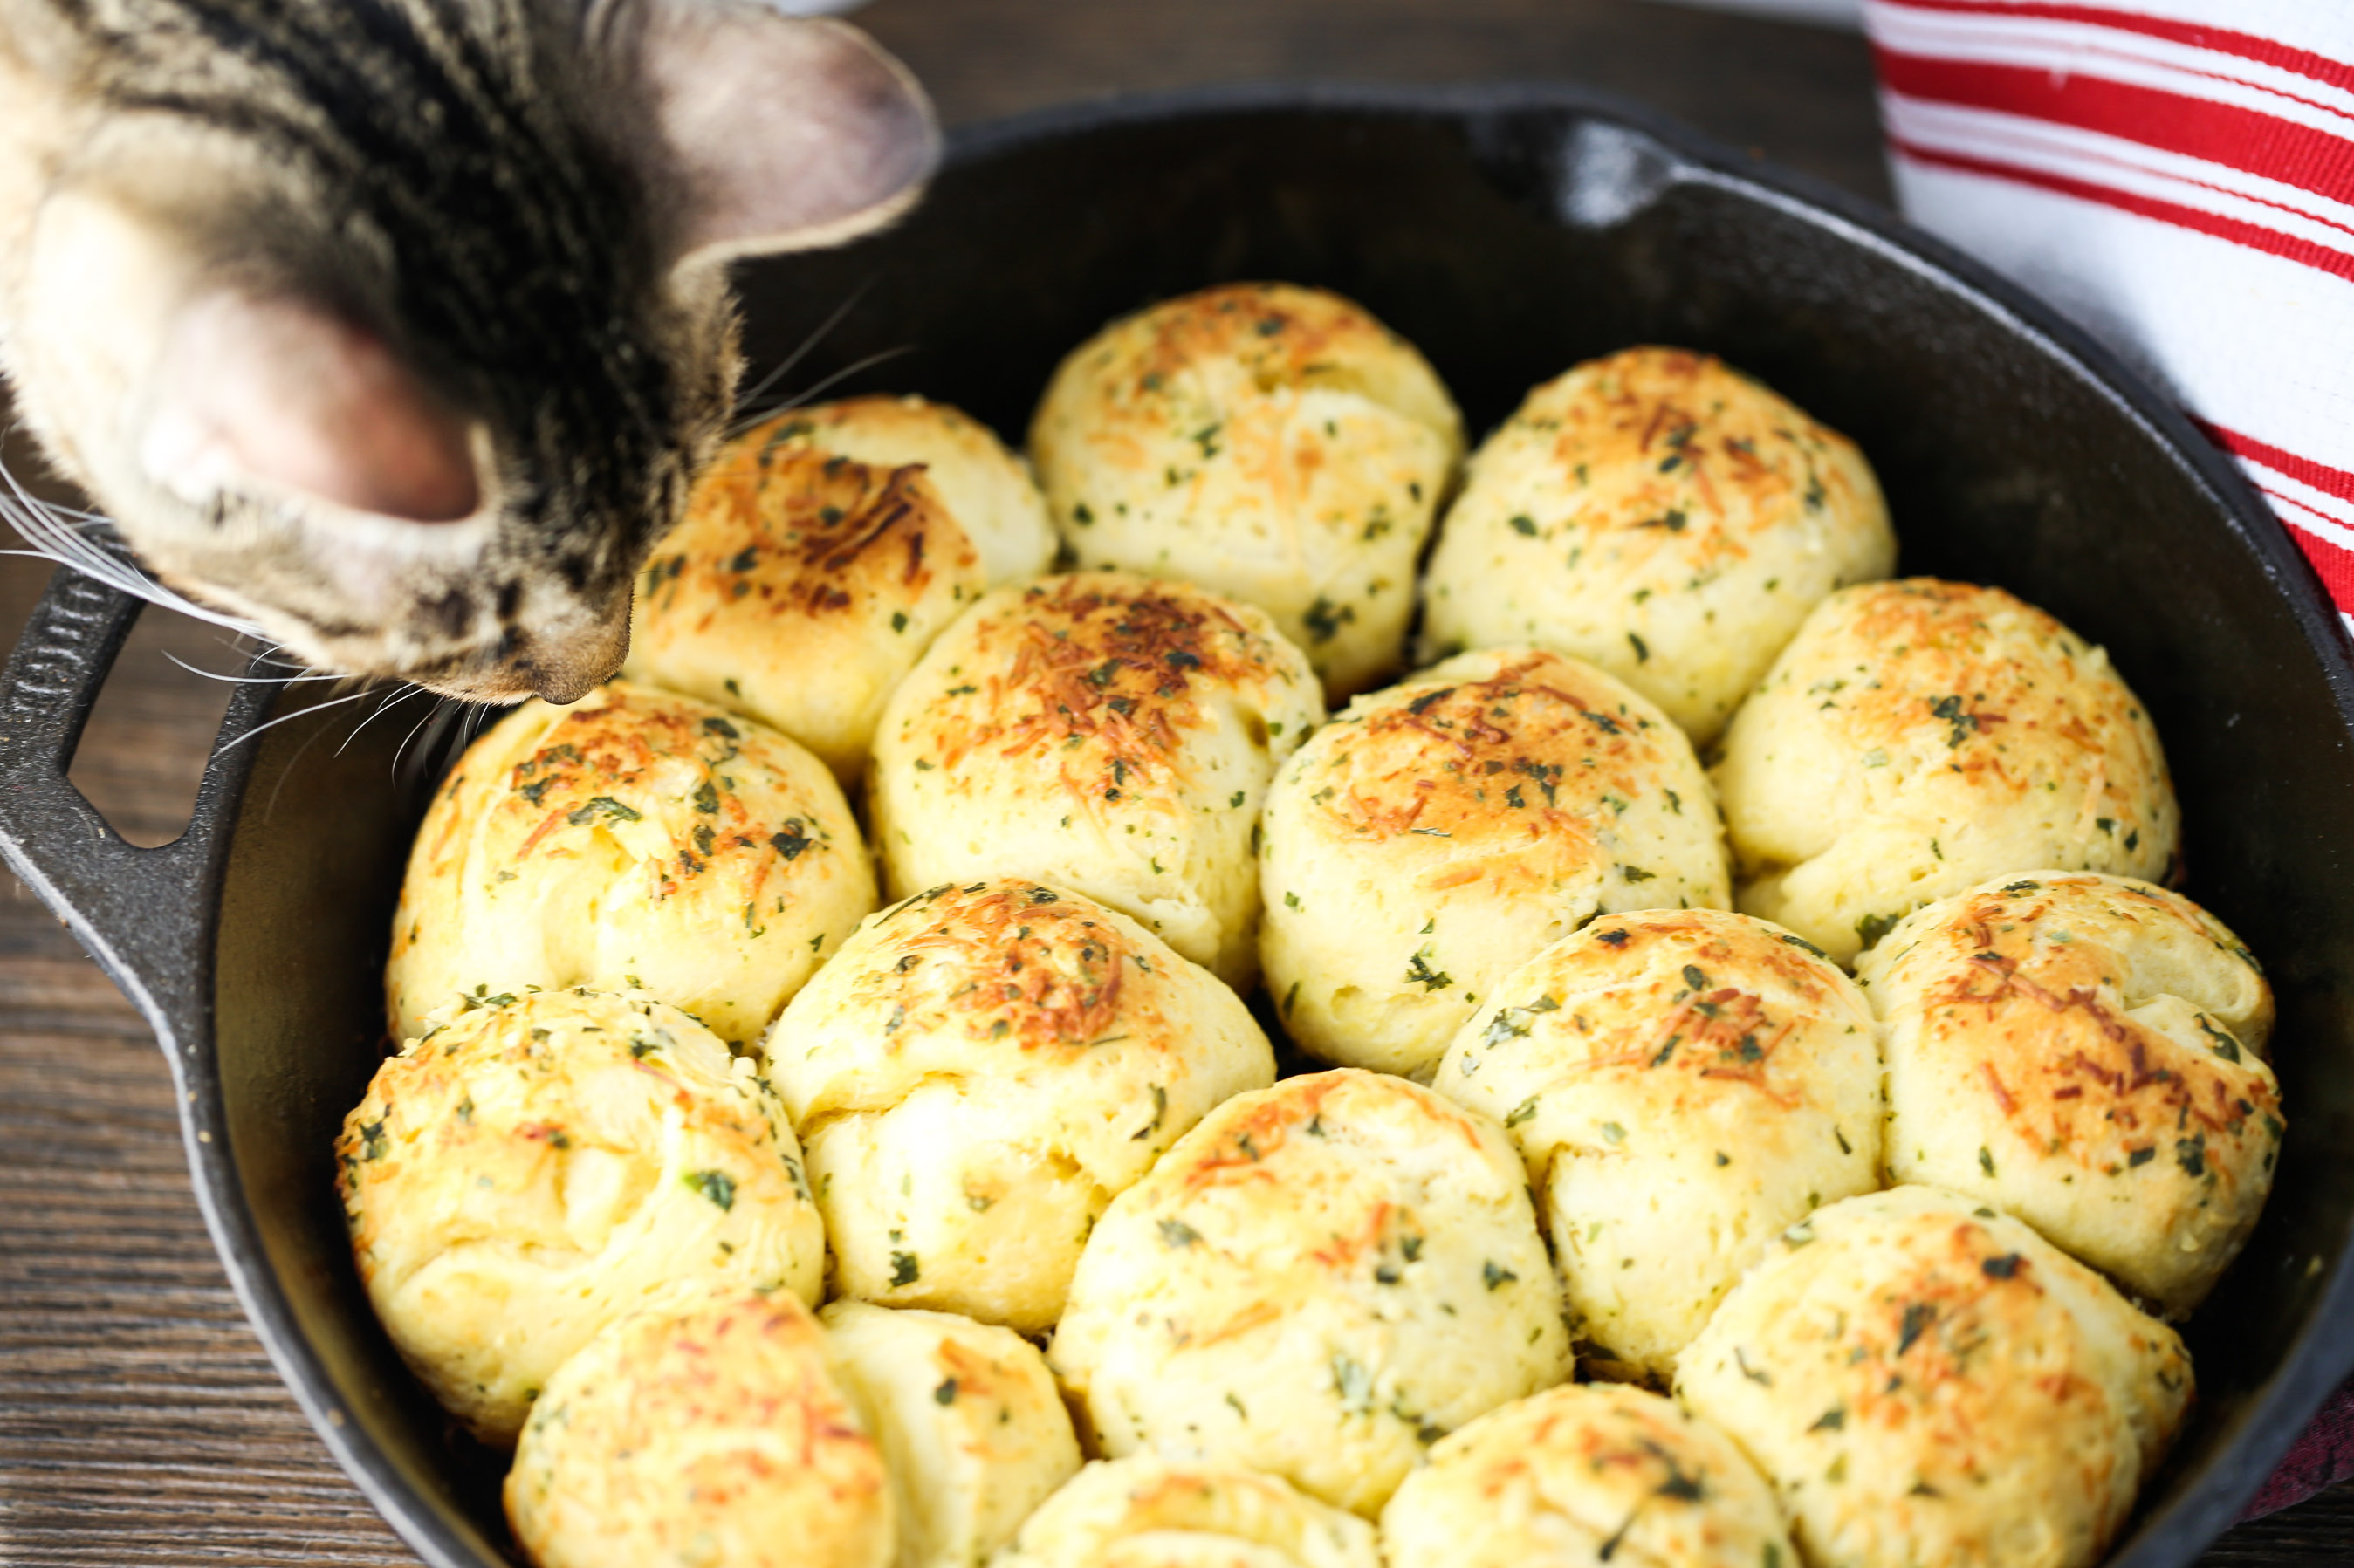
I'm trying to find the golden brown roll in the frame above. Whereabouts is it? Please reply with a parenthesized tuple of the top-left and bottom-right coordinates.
(1677, 1186, 2193, 1568)
(1420, 346, 1893, 743)
(1049, 1070, 1571, 1517)
(337, 989, 826, 1446)
(1712, 579, 2179, 964)
(758, 394, 1058, 584)
(818, 1301, 1082, 1568)
(1434, 907, 1880, 1382)
(869, 572, 1324, 986)
(385, 681, 874, 1047)
(1031, 282, 1464, 696)
(1378, 1382, 1795, 1568)
(765, 878, 1275, 1332)
(1856, 873, 2279, 1315)
(624, 414, 988, 780)
(1259, 647, 1729, 1079)
(505, 1289, 890, 1568)
(989, 1455, 1382, 1568)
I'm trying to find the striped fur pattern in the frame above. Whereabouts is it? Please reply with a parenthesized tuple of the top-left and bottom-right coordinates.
(0, 0, 930, 700)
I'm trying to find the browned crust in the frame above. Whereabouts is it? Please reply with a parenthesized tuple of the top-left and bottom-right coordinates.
(1174, 1074, 1486, 1198)
(335, 995, 794, 1268)
(914, 574, 1292, 797)
(1475, 909, 1859, 1106)
(512, 1291, 886, 1544)
(1825, 1215, 2110, 1469)
(1097, 282, 1420, 408)
(1302, 654, 1671, 852)
(868, 881, 1146, 1052)
(1516, 346, 1856, 563)
(482, 690, 830, 906)
(1808, 580, 2165, 836)
(642, 430, 963, 623)
(1890, 880, 2277, 1180)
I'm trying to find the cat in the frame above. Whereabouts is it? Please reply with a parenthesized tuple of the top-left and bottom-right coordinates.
(0, 0, 936, 702)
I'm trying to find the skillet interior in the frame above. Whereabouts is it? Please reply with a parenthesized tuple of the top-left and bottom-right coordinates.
(202, 88, 2354, 1568)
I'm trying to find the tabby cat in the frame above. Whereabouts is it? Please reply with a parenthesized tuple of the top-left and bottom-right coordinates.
(0, 0, 935, 701)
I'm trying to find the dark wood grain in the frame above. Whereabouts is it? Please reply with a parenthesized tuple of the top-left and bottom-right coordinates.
(1, 2, 2347, 1563)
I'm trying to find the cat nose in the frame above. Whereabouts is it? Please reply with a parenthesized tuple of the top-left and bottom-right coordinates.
(530, 666, 608, 705)
(518, 615, 628, 705)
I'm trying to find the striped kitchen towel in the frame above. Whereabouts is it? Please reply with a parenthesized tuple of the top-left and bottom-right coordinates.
(1860, 0, 2354, 1517)
(1863, 0, 2354, 627)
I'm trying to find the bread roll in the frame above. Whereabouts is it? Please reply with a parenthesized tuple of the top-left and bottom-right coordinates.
(1856, 873, 2279, 1315)
(1420, 346, 1893, 742)
(624, 413, 988, 779)
(505, 1289, 889, 1568)
(820, 1301, 1082, 1568)
(337, 989, 826, 1446)
(1378, 1382, 1794, 1568)
(1435, 908, 1880, 1381)
(869, 572, 1324, 986)
(761, 394, 1057, 584)
(1712, 579, 2179, 964)
(1031, 282, 1464, 695)
(766, 878, 1275, 1332)
(1259, 647, 1728, 1079)
(386, 681, 871, 1045)
(1050, 1070, 1571, 1516)
(1677, 1187, 2193, 1568)
(989, 1455, 1381, 1568)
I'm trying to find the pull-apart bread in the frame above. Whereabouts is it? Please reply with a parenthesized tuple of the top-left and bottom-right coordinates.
(627, 395, 1054, 779)
(819, 1300, 1083, 1568)
(1419, 346, 1893, 743)
(1259, 647, 1727, 1079)
(506, 1290, 890, 1568)
(387, 681, 874, 1046)
(1856, 872, 2279, 1315)
(765, 878, 1274, 1332)
(1379, 1382, 1795, 1568)
(990, 1455, 1382, 1568)
(1032, 282, 1464, 697)
(1050, 1070, 1570, 1517)
(1712, 579, 2179, 964)
(1436, 907, 1880, 1382)
(1678, 1187, 2193, 1568)
(870, 571, 1323, 987)
(338, 990, 826, 1446)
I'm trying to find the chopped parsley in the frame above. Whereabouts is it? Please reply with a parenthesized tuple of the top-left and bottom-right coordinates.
(683, 1170, 736, 1211)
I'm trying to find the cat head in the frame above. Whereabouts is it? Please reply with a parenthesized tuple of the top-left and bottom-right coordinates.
(2, 0, 937, 702)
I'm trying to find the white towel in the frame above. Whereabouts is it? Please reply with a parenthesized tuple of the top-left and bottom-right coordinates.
(1862, 0, 2354, 624)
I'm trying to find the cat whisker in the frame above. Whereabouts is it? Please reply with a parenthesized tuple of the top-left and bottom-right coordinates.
(161, 649, 343, 686)
(211, 629, 296, 661)
(0, 458, 271, 640)
(392, 696, 451, 778)
(733, 279, 875, 412)
(334, 682, 431, 758)
(391, 693, 491, 783)
(211, 682, 385, 757)
(725, 343, 916, 438)
(237, 642, 314, 675)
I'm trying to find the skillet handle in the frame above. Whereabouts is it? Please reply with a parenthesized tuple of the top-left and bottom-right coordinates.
(0, 566, 271, 1045)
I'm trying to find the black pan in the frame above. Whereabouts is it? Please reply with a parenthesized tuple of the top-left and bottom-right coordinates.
(4, 85, 2351, 1568)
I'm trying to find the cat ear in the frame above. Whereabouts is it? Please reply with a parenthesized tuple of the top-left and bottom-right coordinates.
(141, 290, 483, 524)
(639, 5, 940, 265)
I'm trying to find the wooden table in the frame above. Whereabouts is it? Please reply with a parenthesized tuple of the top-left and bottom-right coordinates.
(2, 1, 2349, 1561)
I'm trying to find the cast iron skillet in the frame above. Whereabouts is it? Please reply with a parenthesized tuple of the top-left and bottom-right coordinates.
(3, 84, 2352, 1568)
